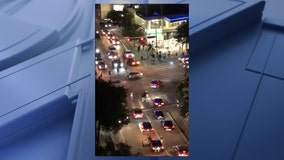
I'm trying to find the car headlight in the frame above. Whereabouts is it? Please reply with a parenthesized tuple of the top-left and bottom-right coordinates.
(96, 49, 99, 53)
(114, 63, 118, 67)
(120, 63, 123, 67)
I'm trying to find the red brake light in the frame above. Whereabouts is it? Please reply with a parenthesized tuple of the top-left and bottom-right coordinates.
(155, 103, 158, 105)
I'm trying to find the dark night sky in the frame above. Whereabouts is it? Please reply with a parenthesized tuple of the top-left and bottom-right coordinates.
(136, 4, 189, 17)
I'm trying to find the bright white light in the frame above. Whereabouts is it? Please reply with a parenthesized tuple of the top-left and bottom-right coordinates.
(114, 63, 118, 67)
(96, 48, 100, 53)
(169, 61, 174, 65)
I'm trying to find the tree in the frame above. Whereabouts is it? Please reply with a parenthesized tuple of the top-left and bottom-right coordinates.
(177, 75, 189, 117)
(95, 79, 129, 148)
(173, 20, 189, 50)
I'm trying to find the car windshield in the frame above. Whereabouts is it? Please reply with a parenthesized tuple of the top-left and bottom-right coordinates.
(151, 140, 162, 147)
(134, 109, 142, 114)
(164, 120, 173, 126)
(155, 111, 163, 116)
(143, 122, 151, 128)
(98, 62, 105, 65)
(154, 98, 163, 102)
(129, 72, 139, 75)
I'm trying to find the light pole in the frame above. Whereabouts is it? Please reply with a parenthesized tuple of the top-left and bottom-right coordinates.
(155, 21, 159, 54)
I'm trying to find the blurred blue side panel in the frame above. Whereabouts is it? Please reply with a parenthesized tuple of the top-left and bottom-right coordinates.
(0, 0, 95, 160)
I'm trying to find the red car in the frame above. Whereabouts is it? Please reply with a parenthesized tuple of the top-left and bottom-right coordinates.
(132, 108, 144, 118)
(153, 97, 165, 107)
(149, 80, 162, 88)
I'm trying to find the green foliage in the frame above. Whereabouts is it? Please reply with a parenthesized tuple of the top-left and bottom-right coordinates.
(177, 75, 189, 117)
(95, 140, 143, 156)
(95, 79, 129, 133)
(173, 20, 189, 44)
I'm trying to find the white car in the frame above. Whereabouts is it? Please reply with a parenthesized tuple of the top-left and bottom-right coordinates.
(123, 50, 134, 59)
(108, 51, 118, 60)
(125, 71, 143, 80)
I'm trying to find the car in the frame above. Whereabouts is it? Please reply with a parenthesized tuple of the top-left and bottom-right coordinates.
(107, 33, 115, 40)
(95, 56, 103, 65)
(101, 29, 110, 35)
(171, 145, 189, 156)
(153, 97, 165, 107)
(97, 61, 107, 70)
(126, 58, 140, 66)
(111, 59, 123, 68)
(125, 71, 143, 80)
(100, 19, 113, 28)
(123, 50, 135, 59)
(141, 91, 150, 102)
(118, 116, 130, 124)
(149, 80, 162, 88)
(178, 54, 189, 63)
(182, 59, 189, 69)
(110, 38, 120, 45)
(108, 46, 116, 52)
(132, 108, 144, 118)
(153, 110, 165, 120)
(138, 122, 154, 133)
(108, 51, 118, 60)
(150, 140, 164, 152)
(161, 120, 175, 131)
(95, 31, 100, 39)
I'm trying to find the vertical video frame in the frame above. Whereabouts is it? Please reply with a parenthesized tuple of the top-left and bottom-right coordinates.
(95, 4, 189, 156)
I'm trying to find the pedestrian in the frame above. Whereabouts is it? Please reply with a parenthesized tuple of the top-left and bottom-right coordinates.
(168, 51, 171, 58)
(108, 70, 111, 75)
(141, 55, 144, 61)
(175, 52, 178, 57)
(160, 136, 164, 143)
(137, 45, 140, 52)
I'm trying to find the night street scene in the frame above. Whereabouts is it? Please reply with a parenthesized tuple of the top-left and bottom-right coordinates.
(95, 4, 189, 156)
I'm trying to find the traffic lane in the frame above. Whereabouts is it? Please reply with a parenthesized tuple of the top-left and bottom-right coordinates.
(143, 109, 189, 155)
(118, 116, 170, 156)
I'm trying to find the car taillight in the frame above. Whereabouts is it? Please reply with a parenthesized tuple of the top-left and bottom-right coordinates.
(155, 103, 158, 105)
(161, 102, 164, 105)
(164, 126, 168, 128)
(151, 128, 154, 131)
(172, 125, 175, 128)
(161, 146, 164, 149)
(152, 147, 155, 150)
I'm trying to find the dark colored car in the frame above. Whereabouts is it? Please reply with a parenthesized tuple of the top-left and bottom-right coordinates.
(153, 97, 165, 107)
(95, 56, 103, 65)
(154, 110, 165, 120)
(111, 59, 123, 68)
(132, 108, 144, 118)
(127, 58, 140, 66)
(149, 80, 162, 88)
(97, 61, 107, 70)
(107, 33, 115, 40)
(150, 140, 164, 152)
(171, 145, 189, 156)
(161, 120, 175, 131)
(125, 71, 143, 80)
(138, 122, 154, 133)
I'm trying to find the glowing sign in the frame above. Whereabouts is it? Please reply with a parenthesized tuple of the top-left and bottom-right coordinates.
(145, 29, 162, 34)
